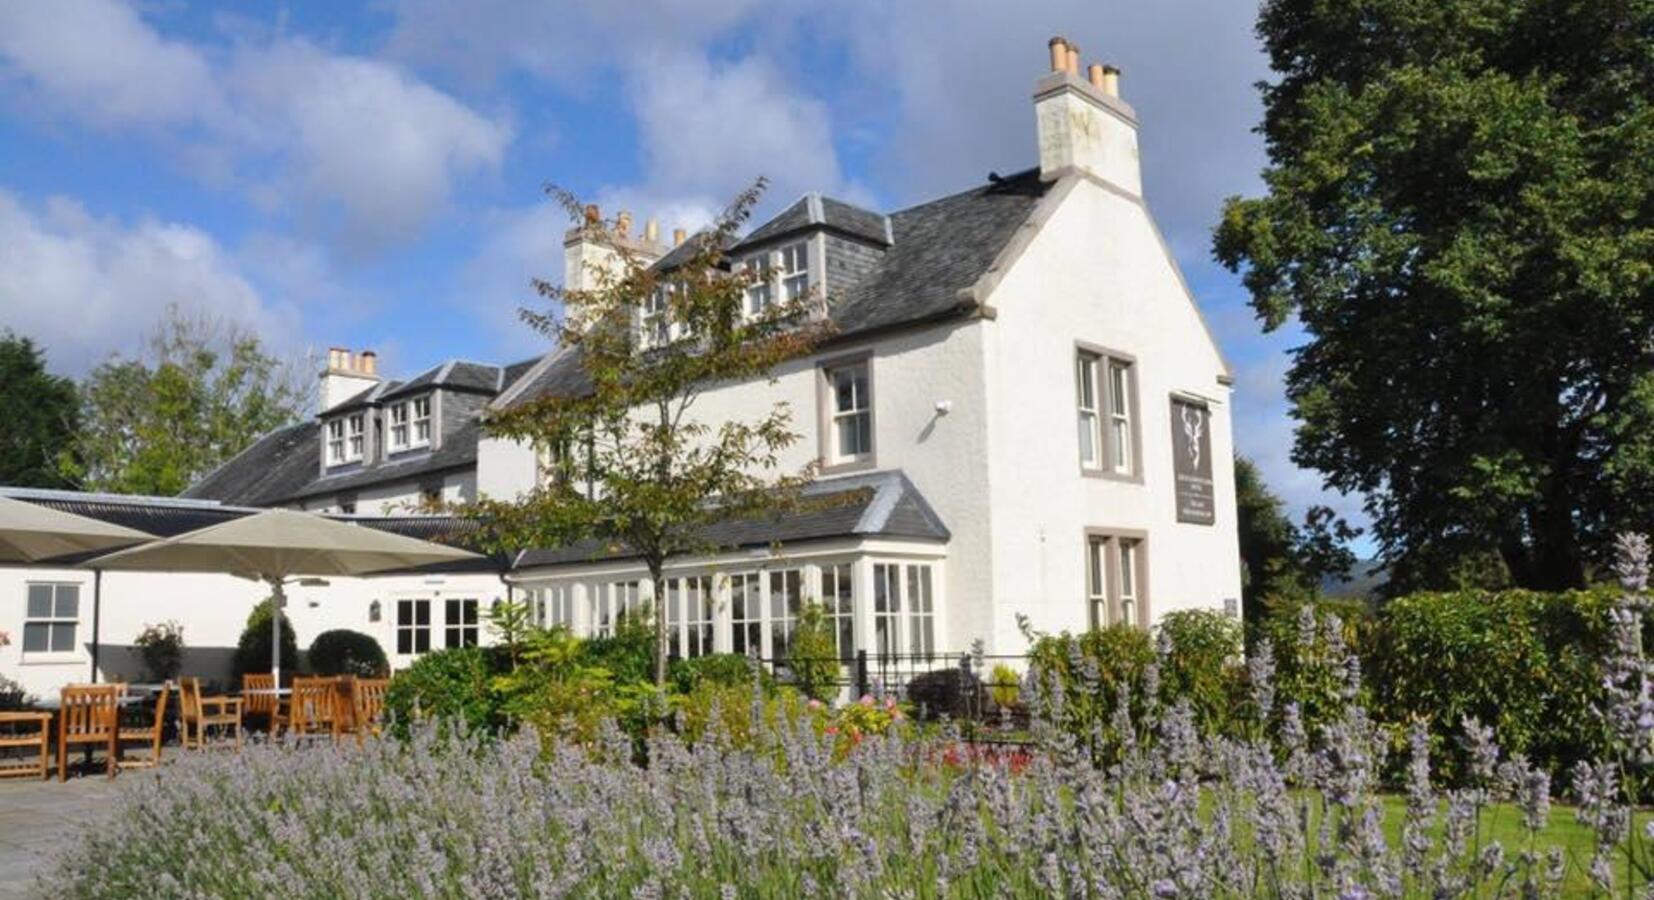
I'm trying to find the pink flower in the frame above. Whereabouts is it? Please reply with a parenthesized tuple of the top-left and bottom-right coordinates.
(859, 695, 875, 707)
(824, 726, 838, 735)
(807, 699, 824, 710)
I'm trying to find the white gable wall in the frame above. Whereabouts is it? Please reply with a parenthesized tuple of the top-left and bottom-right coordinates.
(979, 174, 1241, 650)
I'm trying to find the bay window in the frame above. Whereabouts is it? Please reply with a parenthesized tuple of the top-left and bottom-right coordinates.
(769, 569, 803, 660)
(821, 563, 855, 661)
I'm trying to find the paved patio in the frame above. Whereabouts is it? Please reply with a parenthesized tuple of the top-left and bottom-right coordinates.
(0, 776, 121, 899)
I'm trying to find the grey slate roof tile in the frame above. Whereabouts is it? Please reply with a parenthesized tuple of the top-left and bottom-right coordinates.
(513, 470, 948, 569)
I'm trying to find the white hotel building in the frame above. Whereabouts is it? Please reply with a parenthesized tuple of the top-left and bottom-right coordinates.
(0, 43, 1241, 698)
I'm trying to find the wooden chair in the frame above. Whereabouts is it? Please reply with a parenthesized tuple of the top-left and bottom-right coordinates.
(0, 711, 52, 780)
(242, 673, 277, 730)
(57, 684, 121, 781)
(116, 682, 170, 770)
(179, 677, 243, 751)
(274, 676, 340, 740)
(349, 678, 390, 744)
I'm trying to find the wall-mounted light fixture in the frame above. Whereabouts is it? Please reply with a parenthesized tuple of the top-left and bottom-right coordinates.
(368, 599, 382, 623)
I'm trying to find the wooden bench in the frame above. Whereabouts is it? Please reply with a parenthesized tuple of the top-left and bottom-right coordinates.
(0, 711, 51, 780)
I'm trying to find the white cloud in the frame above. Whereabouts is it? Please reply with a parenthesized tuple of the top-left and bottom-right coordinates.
(0, 189, 298, 374)
(0, 0, 220, 128)
(0, 3, 511, 252)
(228, 40, 510, 251)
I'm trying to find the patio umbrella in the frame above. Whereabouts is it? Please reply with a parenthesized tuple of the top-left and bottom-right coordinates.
(0, 495, 152, 562)
(86, 508, 481, 683)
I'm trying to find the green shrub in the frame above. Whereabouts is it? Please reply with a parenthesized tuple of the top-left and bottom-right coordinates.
(988, 664, 1021, 709)
(1373, 586, 1618, 781)
(1253, 598, 1375, 738)
(577, 614, 656, 686)
(307, 630, 389, 678)
(670, 653, 766, 695)
(787, 603, 840, 703)
(1028, 625, 1156, 764)
(133, 620, 185, 682)
(231, 598, 299, 682)
(1156, 609, 1244, 735)
(384, 646, 506, 736)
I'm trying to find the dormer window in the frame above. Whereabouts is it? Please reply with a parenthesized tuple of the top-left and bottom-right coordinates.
(778, 241, 808, 302)
(326, 412, 365, 466)
(411, 396, 432, 447)
(641, 284, 672, 350)
(387, 396, 433, 453)
(743, 255, 772, 316)
(326, 419, 345, 464)
(389, 403, 409, 450)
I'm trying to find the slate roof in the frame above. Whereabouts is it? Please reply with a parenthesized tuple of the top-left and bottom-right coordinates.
(0, 487, 503, 572)
(742, 193, 892, 248)
(184, 356, 537, 508)
(513, 470, 949, 569)
(498, 169, 1052, 411)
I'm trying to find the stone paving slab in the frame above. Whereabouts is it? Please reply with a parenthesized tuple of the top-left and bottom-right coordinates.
(0, 776, 123, 899)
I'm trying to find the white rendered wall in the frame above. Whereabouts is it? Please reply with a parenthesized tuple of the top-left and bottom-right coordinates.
(0, 565, 507, 700)
(979, 175, 1242, 651)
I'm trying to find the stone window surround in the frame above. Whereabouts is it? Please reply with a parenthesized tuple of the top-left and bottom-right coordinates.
(1074, 340, 1144, 484)
(1084, 527, 1149, 629)
(816, 349, 877, 475)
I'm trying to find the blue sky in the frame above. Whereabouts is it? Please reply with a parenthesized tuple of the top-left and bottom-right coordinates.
(0, 0, 1364, 543)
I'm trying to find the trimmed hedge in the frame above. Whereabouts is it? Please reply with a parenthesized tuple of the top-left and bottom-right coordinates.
(1372, 586, 1619, 781)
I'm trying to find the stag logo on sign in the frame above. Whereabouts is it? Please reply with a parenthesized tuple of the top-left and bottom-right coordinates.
(1171, 397, 1215, 525)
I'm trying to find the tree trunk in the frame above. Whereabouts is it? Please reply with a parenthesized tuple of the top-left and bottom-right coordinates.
(649, 556, 667, 686)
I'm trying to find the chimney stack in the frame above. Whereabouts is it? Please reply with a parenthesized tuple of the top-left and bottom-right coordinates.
(319, 346, 382, 413)
(564, 206, 667, 292)
(673, 228, 686, 246)
(1033, 36, 1140, 194)
(644, 218, 659, 243)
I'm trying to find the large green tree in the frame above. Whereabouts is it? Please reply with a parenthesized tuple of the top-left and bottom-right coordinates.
(0, 332, 79, 488)
(470, 183, 831, 684)
(1215, 0, 1654, 590)
(69, 307, 307, 496)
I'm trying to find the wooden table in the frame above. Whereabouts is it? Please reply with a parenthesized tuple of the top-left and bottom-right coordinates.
(0, 711, 52, 780)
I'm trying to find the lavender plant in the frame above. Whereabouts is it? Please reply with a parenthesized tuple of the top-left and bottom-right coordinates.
(44, 539, 1654, 898)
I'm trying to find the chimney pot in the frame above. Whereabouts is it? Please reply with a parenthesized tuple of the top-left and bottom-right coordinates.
(340, 350, 354, 372)
(1087, 63, 1105, 89)
(616, 210, 632, 238)
(583, 203, 600, 225)
(1065, 44, 1081, 75)
(672, 228, 686, 246)
(1048, 36, 1069, 72)
(644, 218, 659, 243)
(359, 350, 377, 376)
(1101, 64, 1121, 97)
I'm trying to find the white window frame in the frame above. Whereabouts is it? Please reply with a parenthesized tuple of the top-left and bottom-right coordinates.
(325, 418, 346, 465)
(872, 563, 902, 657)
(768, 568, 803, 660)
(729, 572, 763, 658)
(641, 284, 673, 349)
(743, 254, 773, 318)
(821, 563, 855, 661)
(344, 413, 366, 462)
(1086, 531, 1148, 628)
(1076, 353, 1102, 469)
(396, 598, 431, 656)
(388, 402, 410, 451)
(443, 598, 478, 648)
(663, 575, 715, 659)
(411, 396, 433, 448)
(822, 359, 873, 469)
(906, 565, 935, 656)
(778, 241, 808, 302)
(1075, 344, 1139, 478)
(22, 582, 80, 659)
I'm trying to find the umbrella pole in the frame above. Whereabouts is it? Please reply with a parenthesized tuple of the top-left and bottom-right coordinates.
(269, 578, 285, 686)
(89, 568, 102, 683)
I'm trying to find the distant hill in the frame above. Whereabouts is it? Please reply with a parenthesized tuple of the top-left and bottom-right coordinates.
(1321, 559, 1386, 601)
